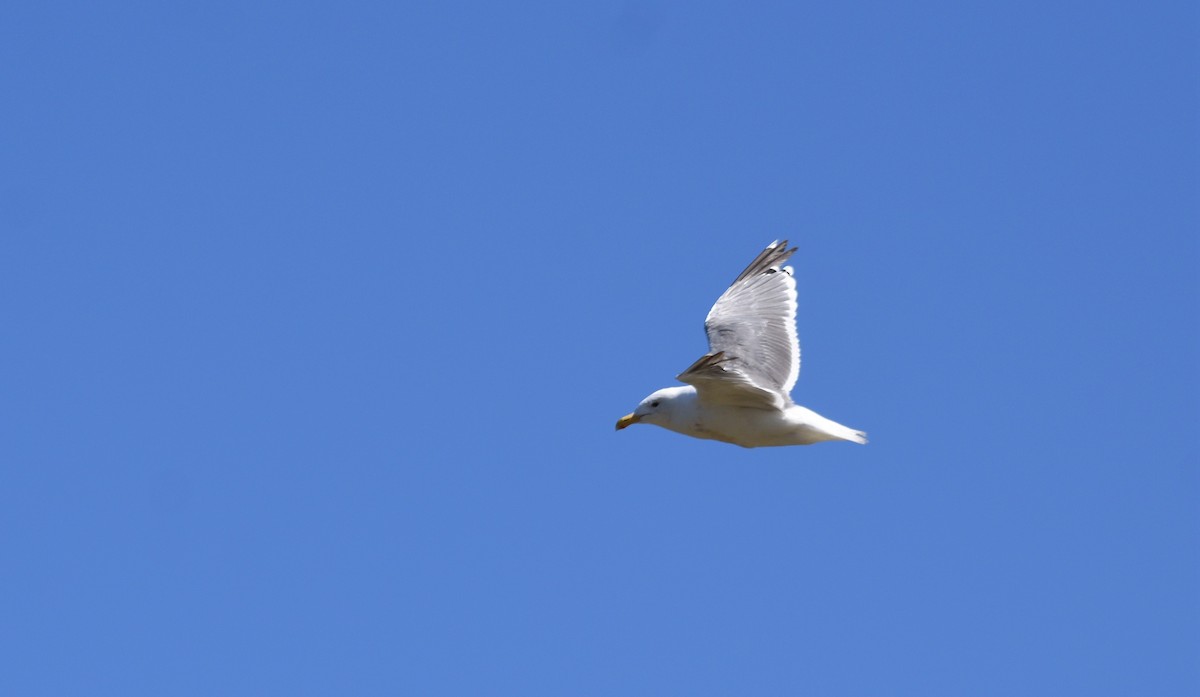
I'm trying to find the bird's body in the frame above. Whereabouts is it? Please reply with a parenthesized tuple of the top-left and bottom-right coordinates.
(616, 241, 865, 448)
(625, 385, 865, 448)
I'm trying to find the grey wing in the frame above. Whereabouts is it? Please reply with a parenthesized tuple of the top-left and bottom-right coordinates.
(678, 241, 801, 410)
(677, 351, 787, 409)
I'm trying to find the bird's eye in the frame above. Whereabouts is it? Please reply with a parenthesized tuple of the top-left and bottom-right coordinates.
(650, 400, 660, 408)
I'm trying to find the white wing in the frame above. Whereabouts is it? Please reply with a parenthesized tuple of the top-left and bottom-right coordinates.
(677, 241, 800, 410)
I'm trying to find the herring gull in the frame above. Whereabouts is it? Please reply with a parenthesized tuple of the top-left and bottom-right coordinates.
(615, 241, 866, 448)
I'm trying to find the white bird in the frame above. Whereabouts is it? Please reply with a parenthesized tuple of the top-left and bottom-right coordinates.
(616, 241, 866, 448)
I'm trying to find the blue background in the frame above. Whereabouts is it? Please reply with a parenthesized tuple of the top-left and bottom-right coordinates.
(3, 1, 1197, 694)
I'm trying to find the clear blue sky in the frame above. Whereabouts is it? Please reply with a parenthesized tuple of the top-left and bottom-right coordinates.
(2, 2, 1196, 695)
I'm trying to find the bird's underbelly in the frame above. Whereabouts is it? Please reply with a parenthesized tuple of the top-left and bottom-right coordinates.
(689, 407, 803, 448)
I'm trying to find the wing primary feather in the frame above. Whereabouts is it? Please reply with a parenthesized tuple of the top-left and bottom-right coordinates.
(729, 240, 797, 285)
(678, 351, 730, 378)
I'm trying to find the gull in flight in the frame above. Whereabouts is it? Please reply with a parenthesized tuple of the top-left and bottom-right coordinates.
(616, 241, 866, 448)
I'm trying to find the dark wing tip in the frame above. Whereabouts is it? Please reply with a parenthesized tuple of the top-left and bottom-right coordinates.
(730, 240, 798, 285)
(676, 351, 731, 381)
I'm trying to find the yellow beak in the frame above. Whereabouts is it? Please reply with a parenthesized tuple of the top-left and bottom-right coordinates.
(615, 413, 641, 430)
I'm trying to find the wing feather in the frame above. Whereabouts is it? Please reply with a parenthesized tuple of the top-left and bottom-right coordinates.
(677, 351, 786, 409)
(677, 241, 801, 410)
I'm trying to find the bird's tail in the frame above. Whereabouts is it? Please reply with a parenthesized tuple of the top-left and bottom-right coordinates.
(821, 418, 868, 445)
(843, 428, 868, 445)
(790, 406, 868, 445)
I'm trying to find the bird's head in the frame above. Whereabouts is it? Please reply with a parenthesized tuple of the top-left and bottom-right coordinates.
(615, 387, 691, 430)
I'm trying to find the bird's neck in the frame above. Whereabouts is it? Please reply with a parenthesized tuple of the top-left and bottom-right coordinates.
(662, 387, 700, 428)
